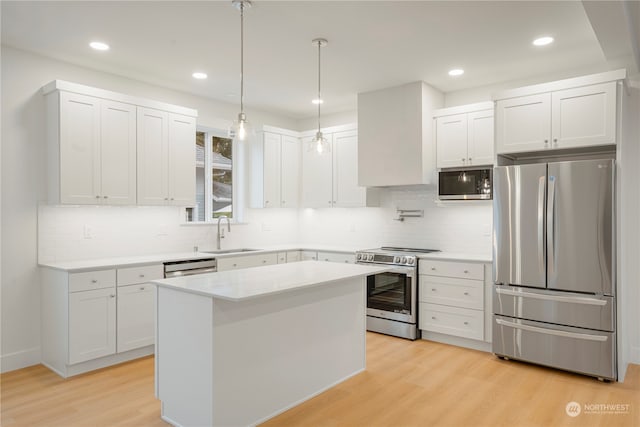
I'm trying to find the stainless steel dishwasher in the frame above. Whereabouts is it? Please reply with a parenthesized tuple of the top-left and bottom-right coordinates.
(163, 258, 217, 278)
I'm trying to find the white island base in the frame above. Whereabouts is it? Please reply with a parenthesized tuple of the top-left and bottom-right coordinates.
(154, 261, 385, 427)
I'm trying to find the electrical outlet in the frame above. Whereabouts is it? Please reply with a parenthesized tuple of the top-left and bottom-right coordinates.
(157, 225, 168, 236)
(261, 222, 272, 232)
(83, 225, 93, 239)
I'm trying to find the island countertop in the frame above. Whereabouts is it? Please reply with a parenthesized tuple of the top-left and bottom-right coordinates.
(151, 260, 388, 301)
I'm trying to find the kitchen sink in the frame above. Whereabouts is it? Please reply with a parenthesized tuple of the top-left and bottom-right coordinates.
(202, 248, 261, 255)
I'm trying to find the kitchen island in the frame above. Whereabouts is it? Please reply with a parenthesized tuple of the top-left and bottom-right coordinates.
(151, 260, 387, 427)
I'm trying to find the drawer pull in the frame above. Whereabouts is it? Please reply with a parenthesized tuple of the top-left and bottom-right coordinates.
(431, 288, 436, 292)
(464, 321, 469, 325)
(431, 316, 436, 320)
(91, 280, 98, 284)
(464, 292, 469, 296)
(232, 263, 237, 267)
(431, 267, 436, 271)
(139, 274, 145, 278)
(262, 260, 267, 264)
(110, 294, 116, 298)
(463, 270, 469, 274)
(139, 286, 145, 291)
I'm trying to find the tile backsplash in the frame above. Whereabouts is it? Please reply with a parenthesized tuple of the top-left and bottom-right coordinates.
(38, 187, 492, 263)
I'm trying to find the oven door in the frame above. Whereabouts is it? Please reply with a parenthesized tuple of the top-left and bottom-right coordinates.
(366, 266, 416, 323)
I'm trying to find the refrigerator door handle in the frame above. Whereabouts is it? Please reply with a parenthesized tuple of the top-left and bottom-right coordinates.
(547, 175, 556, 282)
(537, 176, 545, 278)
(495, 318, 608, 342)
(495, 287, 608, 306)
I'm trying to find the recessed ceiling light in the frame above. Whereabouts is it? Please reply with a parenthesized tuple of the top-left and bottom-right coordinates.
(312, 99, 324, 105)
(192, 72, 208, 80)
(533, 36, 554, 46)
(448, 69, 464, 77)
(89, 41, 110, 51)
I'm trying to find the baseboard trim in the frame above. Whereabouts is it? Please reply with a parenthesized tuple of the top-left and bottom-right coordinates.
(1, 347, 41, 373)
(631, 345, 640, 364)
(421, 331, 492, 353)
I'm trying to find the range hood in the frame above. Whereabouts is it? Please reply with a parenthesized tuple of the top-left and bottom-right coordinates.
(357, 81, 443, 187)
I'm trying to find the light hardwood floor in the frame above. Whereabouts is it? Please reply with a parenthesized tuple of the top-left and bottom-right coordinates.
(2, 333, 638, 427)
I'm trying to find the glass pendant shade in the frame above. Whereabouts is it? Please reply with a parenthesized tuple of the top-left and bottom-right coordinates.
(310, 130, 330, 154)
(230, 112, 254, 141)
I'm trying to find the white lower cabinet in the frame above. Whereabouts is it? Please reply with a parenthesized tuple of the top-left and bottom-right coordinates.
(286, 251, 301, 263)
(419, 260, 487, 343)
(116, 283, 155, 353)
(42, 264, 163, 377)
(69, 287, 117, 364)
(217, 253, 279, 271)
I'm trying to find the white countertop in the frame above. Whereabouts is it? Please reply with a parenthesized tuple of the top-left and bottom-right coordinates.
(38, 245, 491, 272)
(152, 260, 388, 301)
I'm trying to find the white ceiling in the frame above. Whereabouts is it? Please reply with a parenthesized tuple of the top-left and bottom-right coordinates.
(1, 1, 636, 119)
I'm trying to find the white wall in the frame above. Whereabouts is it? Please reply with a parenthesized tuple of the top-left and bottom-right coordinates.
(0, 45, 298, 372)
(298, 188, 492, 255)
(295, 110, 357, 132)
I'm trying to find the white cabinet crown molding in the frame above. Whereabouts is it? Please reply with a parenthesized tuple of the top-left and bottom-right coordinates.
(42, 80, 198, 118)
(433, 102, 494, 118)
(492, 69, 627, 101)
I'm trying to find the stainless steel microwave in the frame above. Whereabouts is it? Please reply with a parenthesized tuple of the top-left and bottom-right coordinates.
(438, 168, 492, 200)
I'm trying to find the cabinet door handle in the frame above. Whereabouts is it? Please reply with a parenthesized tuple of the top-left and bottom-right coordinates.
(468, 158, 472, 162)
(464, 292, 469, 296)
(328, 201, 332, 204)
(463, 270, 469, 273)
(95, 195, 100, 199)
(262, 260, 267, 263)
(139, 286, 145, 291)
(103, 195, 108, 199)
(544, 139, 549, 144)
(431, 267, 436, 271)
(464, 321, 469, 325)
(110, 294, 116, 298)
(431, 288, 437, 292)
(170, 198, 174, 201)
(232, 263, 237, 267)
(91, 280, 98, 284)
(431, 316, 436, 320)
(553, 138, 558, 143)
(164, 197, 169, 201)
(461, 158, 466, 162)
(139, 274, 145, 278)
(265, 200, 269, 204)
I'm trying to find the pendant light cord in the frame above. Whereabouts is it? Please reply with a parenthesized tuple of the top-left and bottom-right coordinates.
(240, 2, 245, 115)
(317, 40, 321, 133)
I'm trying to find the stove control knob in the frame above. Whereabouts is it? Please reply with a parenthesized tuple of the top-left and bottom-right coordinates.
(368, 254, 374, 262)
(401, 256, 407, 264)
(408, 258, 415, 265)
(356, 253, 362, 261)
(394, 256, 400, 264)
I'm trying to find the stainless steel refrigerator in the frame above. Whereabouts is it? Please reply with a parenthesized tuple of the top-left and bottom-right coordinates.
(492, 159, 616, 380)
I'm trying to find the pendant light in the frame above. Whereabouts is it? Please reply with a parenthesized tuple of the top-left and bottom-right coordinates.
(230, 0, 253, 141)
(310, 38, 330, 155)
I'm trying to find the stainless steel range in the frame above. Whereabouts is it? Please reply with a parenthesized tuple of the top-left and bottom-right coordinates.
(356, 247, 439, 340)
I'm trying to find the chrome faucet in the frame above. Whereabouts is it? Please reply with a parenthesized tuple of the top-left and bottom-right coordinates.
(216, 216, 231, 250)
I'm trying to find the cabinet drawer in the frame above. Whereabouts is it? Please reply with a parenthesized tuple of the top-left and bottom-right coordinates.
(286, 251, 301, 263)
(253, 253, 278, 267)
(69, 269, 116, 293)
(419, 303, 484, 341)
(317, 251, 354, 264)
(117, 264, 164, 286)
(419, 276, 483, 310)
(300, 251, 317, 261)
(277, 252, 287, 264)
(420, 260, 483, 280)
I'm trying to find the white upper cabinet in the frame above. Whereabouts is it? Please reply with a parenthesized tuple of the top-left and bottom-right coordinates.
(53, 91, 136, 204)
(301, 127, 378, 208)
(332, 130, 366, 207)
(258, 131, 300, 208)
(167, 113, 197, 206)
(43, 80, 198, 206)
(494, 71, 624, 155)
(435, 103, 494, 168)
(137, 108, 196, 206)
(467, 110, 495, 166)
(302, 135, 333, 208)
(358, 81, 444, 186)
(436, 114, 469, 168)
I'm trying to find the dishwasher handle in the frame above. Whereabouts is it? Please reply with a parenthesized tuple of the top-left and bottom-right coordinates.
(164, 267, 217, 278)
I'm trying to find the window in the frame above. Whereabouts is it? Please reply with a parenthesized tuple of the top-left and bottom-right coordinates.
(186, 129, 235, 222)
